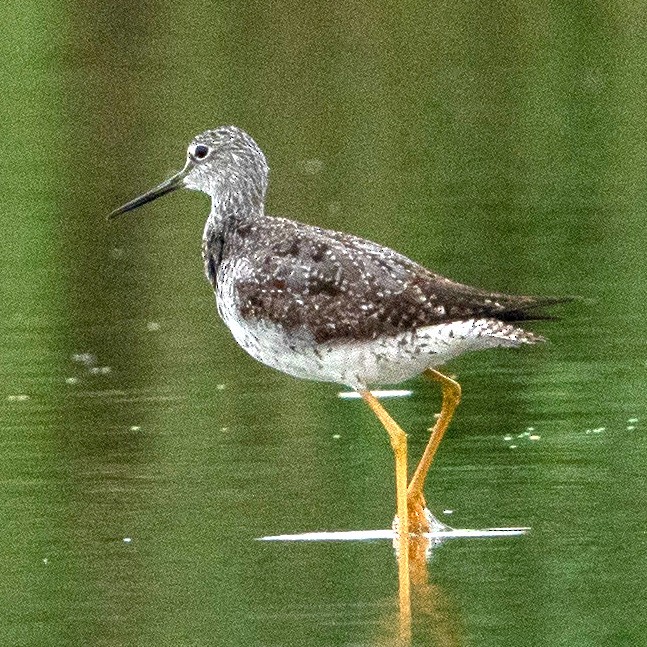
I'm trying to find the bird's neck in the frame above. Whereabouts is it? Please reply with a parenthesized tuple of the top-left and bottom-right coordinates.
(206, 196, 259, 234)
(202, 194, 264, 286)
(211, 197, 264, 223)
(202, 209, 226, 289)
(210, 174, 267, 222)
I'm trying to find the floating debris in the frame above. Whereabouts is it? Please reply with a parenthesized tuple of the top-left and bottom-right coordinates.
(627, 426, 636, 431)
(628, 417, 638, 424)
(332, 434, 341, 440)
(216, 384, 226, 391)
(71, 352, 111, 378)
(299, 159, 324, 175)
(509, 445, 518, 449)
(327, 202, 342, 216)
(7, 394, 29, 402)
(338, 389, 413, 399)
(65, 377, 79, 385)
(146, 322, 161, 332)
(258, 527, 530, 542)
(72, 353, 96, 366)
(129, 426, 141, 432)
(89, 366, 111, 375)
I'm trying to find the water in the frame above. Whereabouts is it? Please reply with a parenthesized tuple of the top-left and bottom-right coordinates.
(2, 2, 647, 645)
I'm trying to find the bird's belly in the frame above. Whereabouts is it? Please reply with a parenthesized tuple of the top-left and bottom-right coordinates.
(216, 293, 524, 388)
(218, 315, 431, 388)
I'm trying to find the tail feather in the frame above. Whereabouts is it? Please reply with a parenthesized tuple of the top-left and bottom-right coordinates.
(496, 295, 575, 324)
(484, 319, 547, 345)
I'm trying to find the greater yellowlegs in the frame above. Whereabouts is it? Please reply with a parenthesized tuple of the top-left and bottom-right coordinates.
(109, 125, 566, 539)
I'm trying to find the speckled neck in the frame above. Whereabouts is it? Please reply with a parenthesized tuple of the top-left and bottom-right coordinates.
(211, 182, 265, 223)
(207, 143, 269, 223)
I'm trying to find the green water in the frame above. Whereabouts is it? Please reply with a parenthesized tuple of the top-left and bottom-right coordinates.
(2, 2, 646, 646)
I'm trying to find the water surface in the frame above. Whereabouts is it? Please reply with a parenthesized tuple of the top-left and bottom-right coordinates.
(1, 2, 646, 646)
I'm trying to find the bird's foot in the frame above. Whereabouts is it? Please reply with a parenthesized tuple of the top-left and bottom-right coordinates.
(392, 497, 453, 564)
(408, 496, 434, 536)
(392, 495, 453, 536)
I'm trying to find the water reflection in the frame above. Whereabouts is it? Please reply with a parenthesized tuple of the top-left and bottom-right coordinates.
(260, 524, 528, 644)
(4, 0, 647, 643)
(399, 525, 527, 644)
(398, 528, 528, 645)
(409, 563, 464, 647)
(260, 371, 528, 644)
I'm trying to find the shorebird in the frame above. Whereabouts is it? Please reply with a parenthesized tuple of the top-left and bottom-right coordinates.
(109, 125, 566, 539)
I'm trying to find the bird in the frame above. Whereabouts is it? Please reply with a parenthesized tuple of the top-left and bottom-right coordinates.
(109, 125, 567, 539)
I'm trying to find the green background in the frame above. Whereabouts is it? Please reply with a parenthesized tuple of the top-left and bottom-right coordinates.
(1, 2, 645, 645)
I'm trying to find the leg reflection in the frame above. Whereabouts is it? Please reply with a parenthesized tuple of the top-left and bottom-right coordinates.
(386, 535, 463, 647)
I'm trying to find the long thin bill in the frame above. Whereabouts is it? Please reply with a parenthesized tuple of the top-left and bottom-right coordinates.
(108, 165, 190, 220)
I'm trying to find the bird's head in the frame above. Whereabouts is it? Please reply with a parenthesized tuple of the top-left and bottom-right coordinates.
(109, 125, 269, 220)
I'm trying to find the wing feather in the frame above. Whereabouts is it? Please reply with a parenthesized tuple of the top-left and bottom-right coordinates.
(221, 215, 567, 344)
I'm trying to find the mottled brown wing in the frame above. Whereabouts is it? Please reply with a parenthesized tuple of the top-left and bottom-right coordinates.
(228, 215, 560, 344)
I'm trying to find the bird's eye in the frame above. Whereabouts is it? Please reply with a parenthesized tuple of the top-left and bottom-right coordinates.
(192, 144, 210, 161)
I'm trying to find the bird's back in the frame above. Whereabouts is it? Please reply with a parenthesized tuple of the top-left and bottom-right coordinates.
(205, 213, 562, 346)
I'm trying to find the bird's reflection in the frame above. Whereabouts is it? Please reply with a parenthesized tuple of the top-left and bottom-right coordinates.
(375, 529, 463, 647)
(258, 515, 526, 645)
(392, 511, 458, 645)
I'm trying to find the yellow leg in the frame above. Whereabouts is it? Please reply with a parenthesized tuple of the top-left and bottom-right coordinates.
(407, 369, 462, 532)
(360, 390, 411, 634)
(360, 390, 410, 537)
